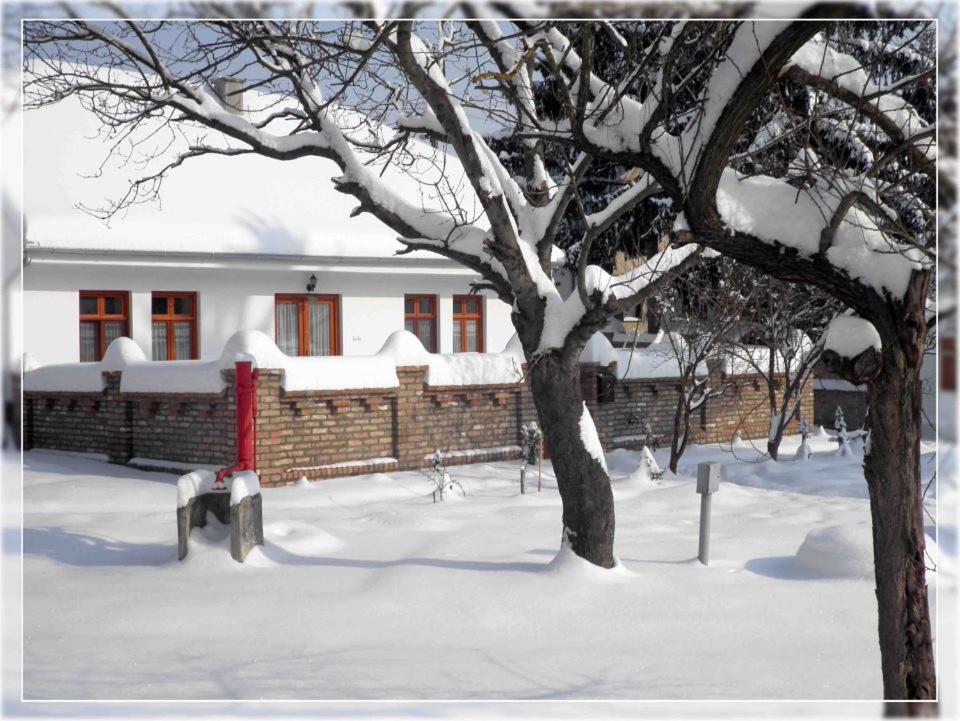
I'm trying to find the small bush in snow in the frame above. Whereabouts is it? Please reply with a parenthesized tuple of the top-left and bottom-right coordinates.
(834, 405, 847, 434)
(640, 446, 664, 480)
(425, 450, 465, 503)
(520, 421, 544, 494)
(794, 419, 812, 461)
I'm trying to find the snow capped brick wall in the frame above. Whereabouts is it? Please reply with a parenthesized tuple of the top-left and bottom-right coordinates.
(24, 336, 811, 486)
(256, 364, 537, 486)
(24, 369, 236, 468)
(578, 362, 814, 451)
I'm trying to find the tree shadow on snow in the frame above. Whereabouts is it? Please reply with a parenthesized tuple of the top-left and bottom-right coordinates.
(23, 453, 180, 487)
(619, 555, 699, 566)
(745, 556, 839, 581)
(258, 543, 544, 574)
(23, 527, 174, 567)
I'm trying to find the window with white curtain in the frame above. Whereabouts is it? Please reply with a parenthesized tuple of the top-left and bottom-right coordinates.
(275, 294, 340, 356)
(151, 292, 198, 360)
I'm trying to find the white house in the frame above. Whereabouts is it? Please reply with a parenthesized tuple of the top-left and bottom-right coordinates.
(22, 87, 519, 366)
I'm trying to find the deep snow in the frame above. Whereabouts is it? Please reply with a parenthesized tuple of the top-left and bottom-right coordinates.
(14, 432, 953, 705)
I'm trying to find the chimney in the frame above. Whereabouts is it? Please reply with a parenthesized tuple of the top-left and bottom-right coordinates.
(212, 77, 244, 113)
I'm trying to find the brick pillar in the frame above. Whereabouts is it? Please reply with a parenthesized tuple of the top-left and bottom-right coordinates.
(395, 365, 428, 469)
(579, 363, 600, 404)
(103, 372, 133, 464)
(252, 369, 283, 486)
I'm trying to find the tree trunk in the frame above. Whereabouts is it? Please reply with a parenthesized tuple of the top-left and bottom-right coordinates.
(527, 354, 616, 568)
(864, 342, 936, 702)
(668, 394, 689, 474)
(766, 425, 785, 461)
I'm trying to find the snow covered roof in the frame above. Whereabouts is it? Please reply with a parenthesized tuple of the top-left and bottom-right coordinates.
(23, 90, 483, 262)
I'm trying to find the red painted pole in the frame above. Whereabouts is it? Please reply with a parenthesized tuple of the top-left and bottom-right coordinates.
(215, 360, 257, 485)
(235, 360, 256, 472)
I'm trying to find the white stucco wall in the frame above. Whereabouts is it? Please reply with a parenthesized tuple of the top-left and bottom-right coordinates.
(23, 258, 517, 364)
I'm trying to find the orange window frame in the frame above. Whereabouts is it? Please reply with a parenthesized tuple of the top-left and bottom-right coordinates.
(452, 294, 484, 353)
(79, 290, 129, 362)
(152, 291, 199, 360)
(404, 294, 438, 352)
(274, 294, 342, 356)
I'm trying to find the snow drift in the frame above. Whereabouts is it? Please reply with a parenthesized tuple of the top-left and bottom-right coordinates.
(795, 523, 874, 579)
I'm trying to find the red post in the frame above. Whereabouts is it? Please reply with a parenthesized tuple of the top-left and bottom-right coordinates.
(215, 359, 258, 485)
(235, 360, 257, 472)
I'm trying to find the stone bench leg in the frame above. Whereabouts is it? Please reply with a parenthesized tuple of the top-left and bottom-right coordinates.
(178, 492, 262, 563)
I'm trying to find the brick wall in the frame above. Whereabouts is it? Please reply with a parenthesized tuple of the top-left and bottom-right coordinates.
(579, 363, 814, 451)
(25, 373, 130, 462)
(259, 366, 538, 486)
(25, 371, 232, 468)
(256, 369, 397, 486)
(126, 370, 235, 467)
(25, 361, 812, 487)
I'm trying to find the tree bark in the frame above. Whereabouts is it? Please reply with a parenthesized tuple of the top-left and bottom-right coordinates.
(767, 399, 788, 460)
(668, 393, 690, 474)
(527, 353, 616, 568)
(766, 425, 785, 461)
(863, 341, 937, 702)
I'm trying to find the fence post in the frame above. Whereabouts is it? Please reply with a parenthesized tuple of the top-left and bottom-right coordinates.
(235, 360, 257, 473)
(696, 462, 720, 565)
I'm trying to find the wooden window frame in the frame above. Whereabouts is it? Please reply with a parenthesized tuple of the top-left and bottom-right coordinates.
(79, 290, 129, 362)
(404, 294, 438, 353)
(274, 293, 342, 356)
(452, 294, 484, 353)
(151, 291, 199, 360)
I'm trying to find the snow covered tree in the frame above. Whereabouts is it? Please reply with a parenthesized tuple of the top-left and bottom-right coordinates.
(724, 275, 843, 460)
(657, 257, 756, 473)
(23, 19, 702, 571)
(22, 13, 941, 700)
(506, 15, 937, 701)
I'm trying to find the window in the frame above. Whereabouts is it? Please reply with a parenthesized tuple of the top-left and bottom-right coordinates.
(152, 292, 198, 360)
(452, 295, 484, 353)
(79, 291, 129, 362)
(275, 294, 340, 356)
(404, 294, 437, 352)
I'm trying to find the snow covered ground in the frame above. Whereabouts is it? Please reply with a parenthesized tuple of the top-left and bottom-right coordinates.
(4, 429, 957, 715)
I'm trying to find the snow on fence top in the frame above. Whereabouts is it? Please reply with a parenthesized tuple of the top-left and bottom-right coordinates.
(23, 330, 525, 394)
(378, 331, 524, 386)
(719, 332, 815, 376)
(579, 331, 708, 379)
(25, 328, 803, 395)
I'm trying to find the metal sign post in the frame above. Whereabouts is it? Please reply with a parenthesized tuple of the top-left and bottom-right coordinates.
(696, 462, 720, 565)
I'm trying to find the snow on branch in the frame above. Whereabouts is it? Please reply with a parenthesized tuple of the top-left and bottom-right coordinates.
(821, 314, 883, 385)
(660, 21, 795, 188)
(783, 37, 935, 175)
(711, 168, 928, 299)
(823, 315, 882, 358)
(537, 242, 702, 356)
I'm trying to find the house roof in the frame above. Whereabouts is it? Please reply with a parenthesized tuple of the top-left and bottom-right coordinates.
(23, 90, 486, 263)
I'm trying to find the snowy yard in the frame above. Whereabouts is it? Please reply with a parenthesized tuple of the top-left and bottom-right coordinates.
(19, 433, 950, 702)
